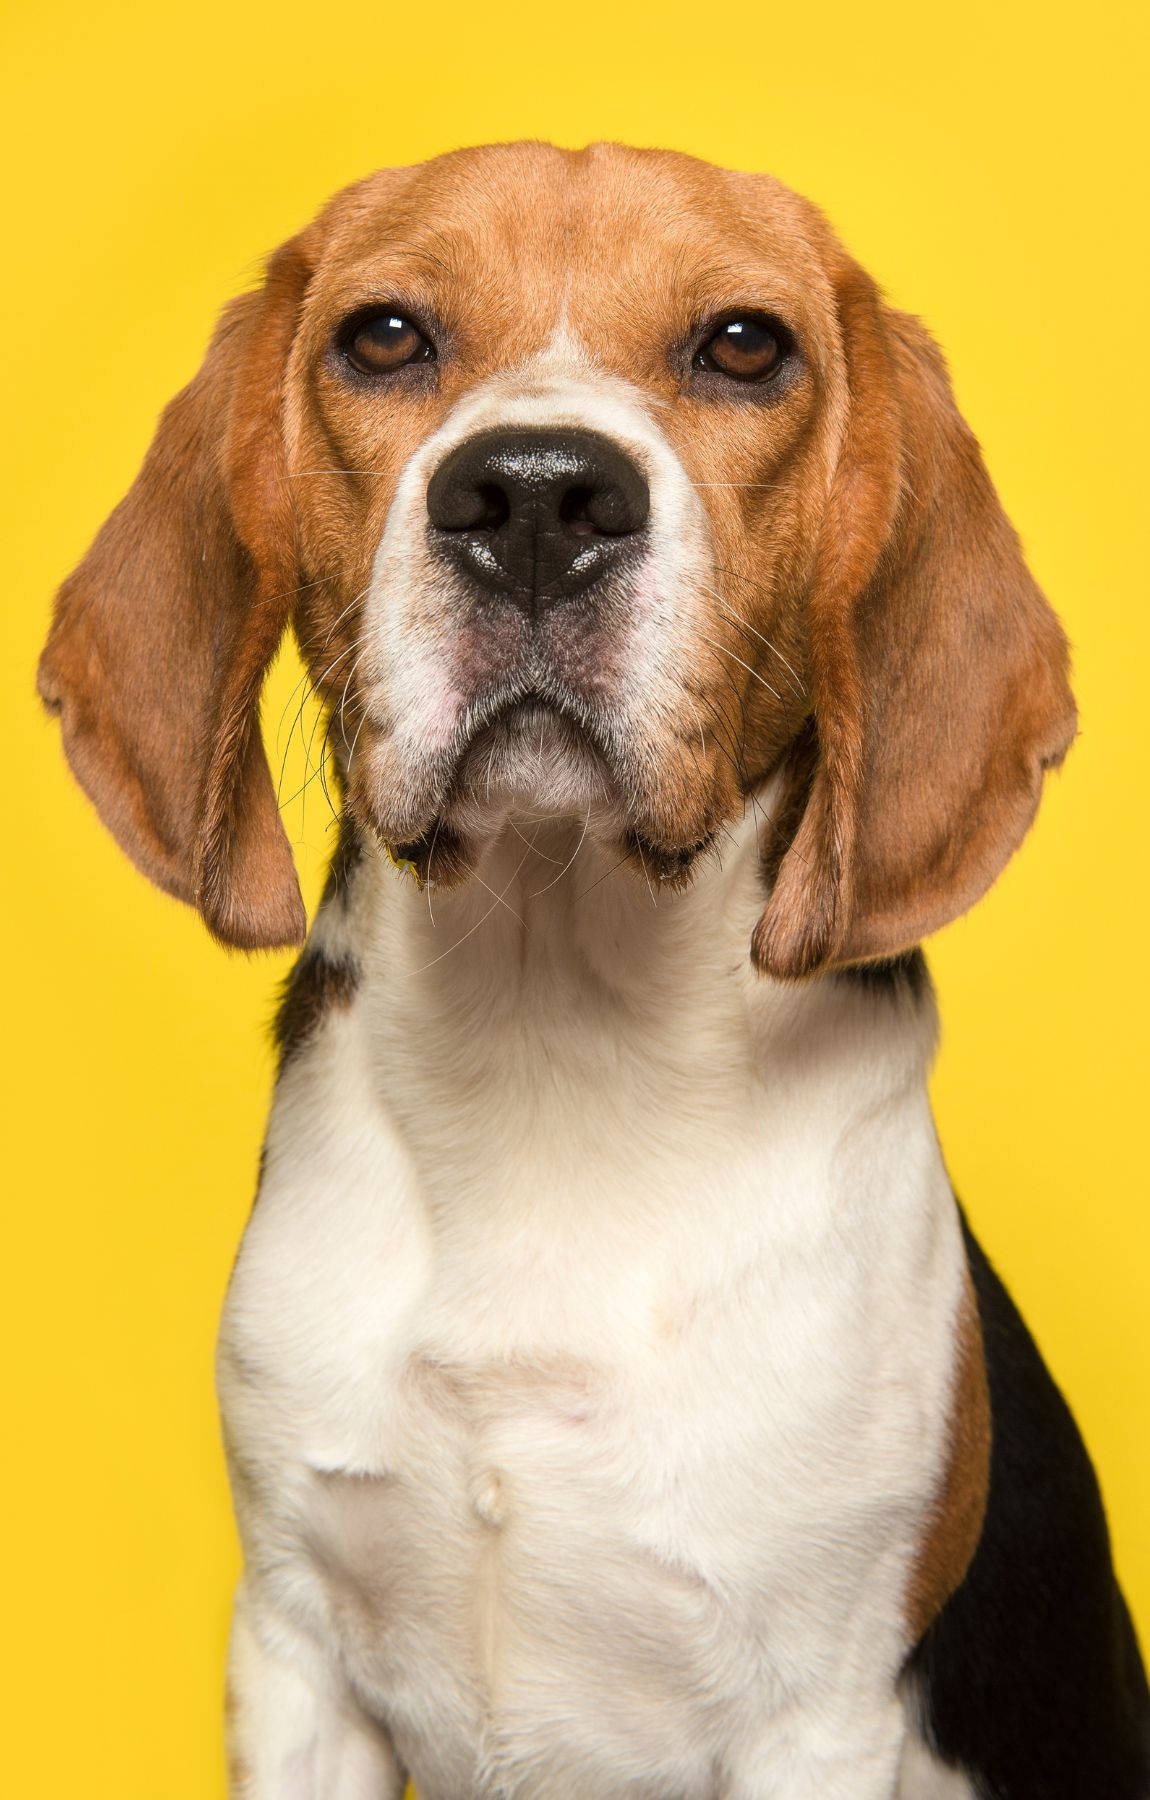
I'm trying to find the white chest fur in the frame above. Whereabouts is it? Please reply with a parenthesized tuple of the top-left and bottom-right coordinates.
(218, 819, 967, 1800)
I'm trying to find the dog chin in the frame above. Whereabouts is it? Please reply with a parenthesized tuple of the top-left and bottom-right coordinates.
(378, 704, 718, 892)
(442, 703, 621, 834)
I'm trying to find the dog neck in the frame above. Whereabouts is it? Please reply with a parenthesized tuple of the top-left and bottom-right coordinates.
(297, 800, 940, 1211)
(264, 798, 950, 1368)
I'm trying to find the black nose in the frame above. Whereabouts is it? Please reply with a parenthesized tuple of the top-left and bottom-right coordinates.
(425, 427, 650, 609)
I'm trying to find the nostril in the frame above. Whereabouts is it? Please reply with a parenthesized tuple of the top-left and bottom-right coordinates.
(559, 485, 598, 537)
(428, 474, 510, 533)
(560, 477, 648, 538)
(473, 482, 510, 530)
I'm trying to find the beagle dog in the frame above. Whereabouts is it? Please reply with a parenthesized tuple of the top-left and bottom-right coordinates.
(39, 141, 1149, 1799)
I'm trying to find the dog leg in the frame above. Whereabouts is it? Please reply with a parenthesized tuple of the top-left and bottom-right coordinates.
(226, 1584, 406, 1799)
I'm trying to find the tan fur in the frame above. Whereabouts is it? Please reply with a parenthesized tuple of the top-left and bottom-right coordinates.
(224, 1678, 251, 1796)
(903, 1275, 992, 1642)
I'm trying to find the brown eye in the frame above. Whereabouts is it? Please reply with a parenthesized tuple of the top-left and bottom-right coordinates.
(342, 310, 435, 376)
(695, 315, 785, 382)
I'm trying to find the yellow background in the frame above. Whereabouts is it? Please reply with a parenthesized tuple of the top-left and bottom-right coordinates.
(2, 0, 1147, 1791)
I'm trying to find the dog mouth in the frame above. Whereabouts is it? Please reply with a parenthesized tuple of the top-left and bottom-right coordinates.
(384, 691, 716, 890)
(453, 693, 613, 795)
(442, 693, 619, 843)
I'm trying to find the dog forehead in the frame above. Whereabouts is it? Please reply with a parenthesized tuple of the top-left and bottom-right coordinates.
(309, 141, 837, 339)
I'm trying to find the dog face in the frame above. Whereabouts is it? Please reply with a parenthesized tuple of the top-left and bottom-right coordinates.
(299, 147, 831, 895)
(38, 141, 1076, 975)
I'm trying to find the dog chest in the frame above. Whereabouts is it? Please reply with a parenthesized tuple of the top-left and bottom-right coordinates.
(223, 1143, 959, 1797)
(300, 1323, 935, 1797)
(218, 954, 964, 1793)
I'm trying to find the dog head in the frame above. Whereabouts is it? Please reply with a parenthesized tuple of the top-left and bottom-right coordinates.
(38, 141, 1076, 976)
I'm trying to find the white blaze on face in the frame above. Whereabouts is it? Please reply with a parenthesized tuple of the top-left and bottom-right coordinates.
(356, 326, 714, 836)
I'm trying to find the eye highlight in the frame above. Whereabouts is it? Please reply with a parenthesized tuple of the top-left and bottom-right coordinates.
(340, 309, 435, 376)
(694, 315, 788, 383)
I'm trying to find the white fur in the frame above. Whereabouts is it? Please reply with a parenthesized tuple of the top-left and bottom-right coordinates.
(220, 341, 975, 1796)
(219, 809, 972, 1798)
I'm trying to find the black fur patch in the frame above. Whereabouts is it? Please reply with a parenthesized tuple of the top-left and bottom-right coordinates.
(273, 816, 364, 1067)
(273, 948, 359, 1066)
(837, 948, 930, 1000)
(908, 1216, 1150, 1796)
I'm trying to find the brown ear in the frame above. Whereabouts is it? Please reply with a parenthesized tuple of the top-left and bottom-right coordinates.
(37, 238, 315, 950)
(753, 266, 1077, 979)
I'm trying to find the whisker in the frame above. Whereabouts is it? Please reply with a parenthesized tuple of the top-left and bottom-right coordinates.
(745, 768, 813, 871)
(526, 800, 592, 899)
(634, 838, 658, 909)
(506, 817, 565, 862)
(710, 599, 805, 701)
(713, 650, 755, 745)
(425, 813, 444, 925)
(279, 740, 336, 812)
(310, 632, 365, 696)
(572, 841, 637, 904)
(265, 573, 330, 608)
(312, 585, 372, 657)
(402, 834, 540, 979)
(282, 638, 362, 806)
(691, 685, 745, 775)
(273, 586, 368, 760)
(706, 562, 810, 687)
(315, 715, 338, 818)
(276, 625, 361, 768)
(336, 656, 363, 754)
(277, 682, 323, 807)
(468, 864, 526, 926)
(699, 634, 784, 705)
(689, 712, 742, 787)
(284, 596, 374, 802)
(346, 703, 371, 766)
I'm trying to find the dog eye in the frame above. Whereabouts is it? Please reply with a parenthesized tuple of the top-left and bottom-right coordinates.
(341, 310, 435, 376)
(695, 316, 785, 382)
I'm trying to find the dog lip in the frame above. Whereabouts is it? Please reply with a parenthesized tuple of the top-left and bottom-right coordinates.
(444, 688, 622, 819)
(628, 827, 718, 884)
(459, 690, 608, 759)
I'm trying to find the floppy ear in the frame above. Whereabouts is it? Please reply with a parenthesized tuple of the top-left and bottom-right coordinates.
(753, 265, 1077, 979)
(37, 236, 316, 950)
